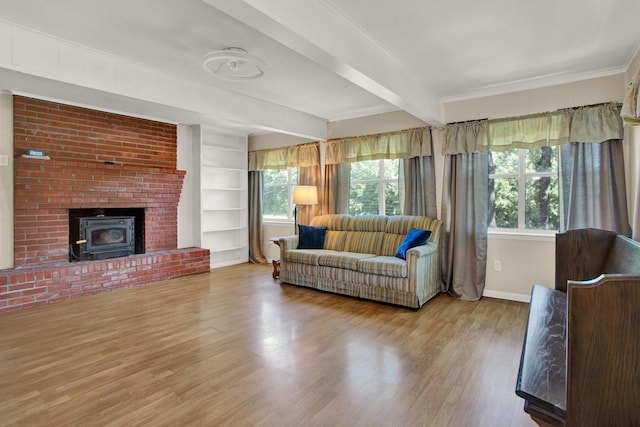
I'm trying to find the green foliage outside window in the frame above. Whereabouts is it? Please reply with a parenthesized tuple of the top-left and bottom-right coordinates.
(489, 147, 559, 231)
(263, 168, 297, 220)
(348, 159, 400, 216)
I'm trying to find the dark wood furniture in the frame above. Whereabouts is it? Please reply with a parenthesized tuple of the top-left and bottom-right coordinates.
(516, 228, 640, 427)
(269, 237, 281, 279)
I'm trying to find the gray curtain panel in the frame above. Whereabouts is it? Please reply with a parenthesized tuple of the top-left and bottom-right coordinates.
(560, 139, 631, 236)
(441, 152, 489, 301)
(399, 156, 437, 218)
(248, 170, 267, 264)
(322, 163, 351, 215)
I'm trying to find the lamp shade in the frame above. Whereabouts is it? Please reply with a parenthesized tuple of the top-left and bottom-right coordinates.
(293, 186, 318, 205)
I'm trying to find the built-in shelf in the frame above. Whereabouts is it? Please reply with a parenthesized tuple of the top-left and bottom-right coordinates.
(202, 187, 243, 191)
(201, 164, 245, 172)
(193, 125, 249, 269)
(210, 245, 246, 253)
(203, 226, 245, 233)
(202, 207, 245, 212)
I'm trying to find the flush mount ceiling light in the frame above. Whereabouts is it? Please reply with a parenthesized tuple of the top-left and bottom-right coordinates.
(202, 47, 265, 81)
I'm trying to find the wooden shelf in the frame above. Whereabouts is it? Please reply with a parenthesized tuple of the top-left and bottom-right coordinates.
(194, 125, 249, 269)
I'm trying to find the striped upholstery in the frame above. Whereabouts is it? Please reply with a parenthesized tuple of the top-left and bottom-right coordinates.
(344, 231, 385, 254)
(280, 214, 443, 308)
(318, 252, 376, 271)
(380, 215, 442, 257)
(310, 215, 351, 251)
(324, 231, 347, 251)
(357, 256, 408, 278)
(283, 249, 337, 265)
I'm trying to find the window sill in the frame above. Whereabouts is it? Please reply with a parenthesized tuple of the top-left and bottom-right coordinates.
(264, 220, 294, 227)
(488, 229, 556, 242)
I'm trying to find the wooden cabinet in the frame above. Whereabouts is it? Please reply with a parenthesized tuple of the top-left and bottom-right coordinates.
(193, 126, 248, 269)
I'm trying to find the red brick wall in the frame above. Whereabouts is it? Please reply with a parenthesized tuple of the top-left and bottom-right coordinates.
(13, 96, 176, 169)
(0, 249, 210, 311)
(13, 158, 185, 266)
(3, 96, 211, 311)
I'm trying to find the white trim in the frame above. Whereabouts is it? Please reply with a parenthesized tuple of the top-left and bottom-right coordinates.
(442, 66, 625, 104)
(482, 290, 531, 303)
(264, 219, 294, 226)
(488, 230, 555, 242)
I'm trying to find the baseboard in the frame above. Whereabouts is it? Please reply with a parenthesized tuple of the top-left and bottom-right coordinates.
(482, 289, 531, 303)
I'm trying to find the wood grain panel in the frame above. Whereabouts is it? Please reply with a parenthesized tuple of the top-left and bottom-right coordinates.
(567, 275, 640, 426)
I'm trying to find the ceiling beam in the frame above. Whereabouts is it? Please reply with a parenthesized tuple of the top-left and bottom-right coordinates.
(204, 0, 444, 125)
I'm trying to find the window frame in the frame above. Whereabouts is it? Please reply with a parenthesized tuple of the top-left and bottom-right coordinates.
(348, 159, 400, 216)
(488, 147, 560, 235)
(262, 167, 298, 224)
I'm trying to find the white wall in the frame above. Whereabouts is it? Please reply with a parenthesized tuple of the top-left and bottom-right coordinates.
(444, 73, 627, 300)
(0, 93, 13, 269)
(177, 124, 195, 249)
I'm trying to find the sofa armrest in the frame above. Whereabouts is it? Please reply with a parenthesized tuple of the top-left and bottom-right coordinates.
(278, 235, 298, 253)
(406, 242, 437, 259)
(406, 241, 442, 305)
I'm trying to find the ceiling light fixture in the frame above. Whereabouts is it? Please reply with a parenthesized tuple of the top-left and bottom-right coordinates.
(202, 47, 265, 81)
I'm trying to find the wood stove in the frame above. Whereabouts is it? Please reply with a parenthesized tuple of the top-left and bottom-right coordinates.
(70, 216, 135, 261)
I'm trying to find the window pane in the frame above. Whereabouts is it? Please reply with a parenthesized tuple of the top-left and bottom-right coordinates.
(384, 182, 400, 215)
(525, 176, 559, 230)
(526, 146, 557, 173)
(349, 183, 379, 215)
(263, 185, 289, 218)
(264, 169, 288, 185)
(351, 160, 380, 181)
(383, 159, 399, 180)
(490, 149, 518, 175)
(489, 177, 518, 228)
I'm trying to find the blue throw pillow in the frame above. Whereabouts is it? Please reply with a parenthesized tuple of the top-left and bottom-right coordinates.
(395, 228, 432, 260)
(297, 224, 327, 249)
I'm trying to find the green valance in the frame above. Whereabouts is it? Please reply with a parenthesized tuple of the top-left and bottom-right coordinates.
(443, 103, 623, 155)
(325, 127, 431, 165)
(248, 142, 319, 171)
(621, 69, 640, 127)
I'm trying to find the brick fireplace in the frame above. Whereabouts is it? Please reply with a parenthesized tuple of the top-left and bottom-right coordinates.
(0, 96, 210, 311)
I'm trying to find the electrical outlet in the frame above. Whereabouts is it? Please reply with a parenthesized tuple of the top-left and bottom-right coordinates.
(0, 155, 8, 166)
(493, 260, 502, 272)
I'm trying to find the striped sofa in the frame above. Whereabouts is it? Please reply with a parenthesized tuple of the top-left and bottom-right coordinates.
(278, 214, 443, 308)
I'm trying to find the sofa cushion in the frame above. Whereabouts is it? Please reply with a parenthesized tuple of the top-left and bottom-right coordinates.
(395, 229, 432, 260)
(381, 216, 439, 256)
(318, 252, 376, 271)
(283, 249, 337, 266)
(324, 230, 347, 251)
(344, 231, 385, 254)
(310, 215, 351, 251)
(357, 256, 408, 278)
(297, 224, 327, 249)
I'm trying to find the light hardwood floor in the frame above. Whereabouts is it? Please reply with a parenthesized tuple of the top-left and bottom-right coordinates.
(0, 263, 535, 426)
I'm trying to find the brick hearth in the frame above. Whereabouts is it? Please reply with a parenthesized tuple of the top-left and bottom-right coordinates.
(0, 96, 210, 311)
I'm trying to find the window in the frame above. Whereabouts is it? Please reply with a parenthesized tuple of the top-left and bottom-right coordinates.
(489, 146, 560, 232)
(348, 159, 400, 216)
(263, 168, 298, 221)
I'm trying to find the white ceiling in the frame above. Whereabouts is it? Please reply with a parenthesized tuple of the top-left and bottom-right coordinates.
(0, 0, 638, 138)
